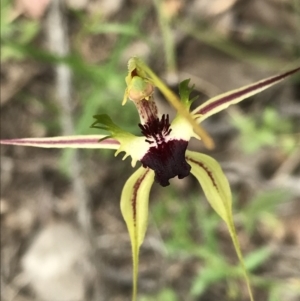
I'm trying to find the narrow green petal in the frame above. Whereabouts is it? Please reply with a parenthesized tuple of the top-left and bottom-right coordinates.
(0, 135, 119, 149)
(91, 114, 150, 166)
(192, 67, 300, 122)
(120, 167, 155, 301)
(186, 150, 254, 301)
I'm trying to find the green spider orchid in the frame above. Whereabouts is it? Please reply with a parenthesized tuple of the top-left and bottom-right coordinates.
(1, 58, 299, 301)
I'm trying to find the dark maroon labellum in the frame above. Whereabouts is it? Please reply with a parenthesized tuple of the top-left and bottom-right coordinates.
(141, 139, 191, 186)
(139, 114, 191, 186)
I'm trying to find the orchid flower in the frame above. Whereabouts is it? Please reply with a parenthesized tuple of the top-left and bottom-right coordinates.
(1, 57, 299, 301)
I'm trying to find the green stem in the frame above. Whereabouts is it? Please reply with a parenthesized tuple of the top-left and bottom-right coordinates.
(153, 0, 177, 74)
(227, 214, 254, 301)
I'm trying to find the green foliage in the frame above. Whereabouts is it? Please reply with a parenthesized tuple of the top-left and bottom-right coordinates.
(179, 20, 300, 70)
(231, 107, 296, 154)
(141, 288, 179, 301)
(151, 189, 286, 300)
(268, 281, 300, 301)
(1, 0, 40, 61)
(241, 189, 288, 234)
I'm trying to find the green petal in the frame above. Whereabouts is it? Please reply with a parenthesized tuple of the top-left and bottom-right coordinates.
(0, 135, 119, 149)
(120, 166, 155, 301)
(192, 67, 300, 122)
(91, 114, 149, 167)
(186, 150, 254, 301)
(166, 79, 202, 141)
(115, 135, 150, 167)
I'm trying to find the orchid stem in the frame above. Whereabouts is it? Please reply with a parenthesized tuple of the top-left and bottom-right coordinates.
(228, 215, 254, 301)
(153, 0, 177, 74)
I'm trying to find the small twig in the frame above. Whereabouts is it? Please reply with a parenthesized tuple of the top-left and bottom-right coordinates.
(272, 146, 300, 181)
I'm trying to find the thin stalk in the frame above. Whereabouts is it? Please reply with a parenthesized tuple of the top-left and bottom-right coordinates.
(153, 0, 177, 74)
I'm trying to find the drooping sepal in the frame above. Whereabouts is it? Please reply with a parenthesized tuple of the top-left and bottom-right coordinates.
(186, 150, 254, 301)
(120, 166, 155, 301)
(186, 150, 232, 218)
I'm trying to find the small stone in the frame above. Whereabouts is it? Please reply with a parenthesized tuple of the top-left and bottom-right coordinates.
(22, 222, 94, 301)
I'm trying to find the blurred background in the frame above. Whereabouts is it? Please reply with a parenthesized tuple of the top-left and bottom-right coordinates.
(1, 0, 300, 300)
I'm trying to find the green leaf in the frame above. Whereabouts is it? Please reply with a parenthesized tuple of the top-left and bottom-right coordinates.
(244, 247, 271, 271)
(120, 167, 155, 301)
(186, 150, 254, 301)
(191, 262, 229, 296)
